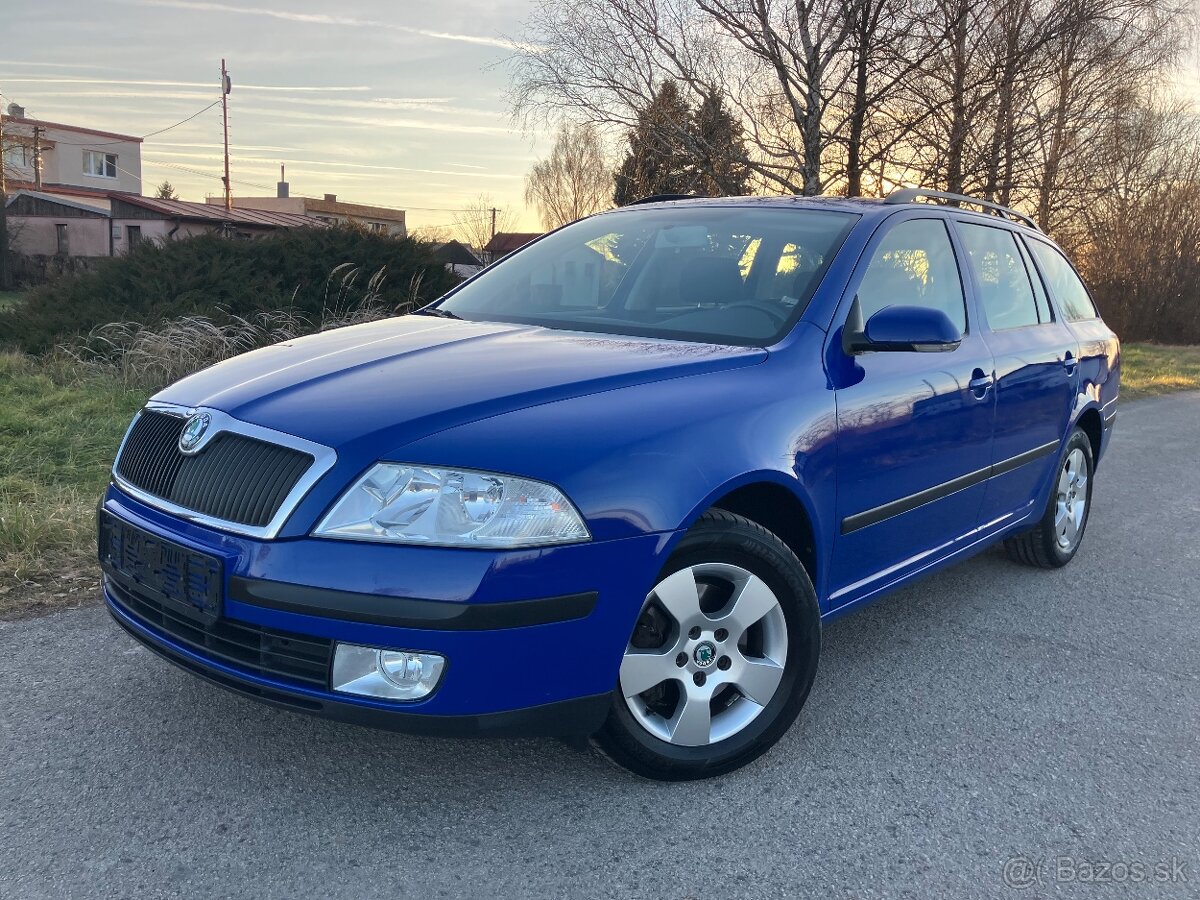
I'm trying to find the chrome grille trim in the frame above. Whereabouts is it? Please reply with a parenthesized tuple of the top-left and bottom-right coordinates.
(111, 400, 338, 540)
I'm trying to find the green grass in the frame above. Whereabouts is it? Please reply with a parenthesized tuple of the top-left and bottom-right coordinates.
(1120, 343, 1200, 399)
(0, 290, 24, 311)
(0, 352, 146, 616)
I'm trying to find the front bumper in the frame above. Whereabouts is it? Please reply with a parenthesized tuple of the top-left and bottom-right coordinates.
(101, 485, 678, 734)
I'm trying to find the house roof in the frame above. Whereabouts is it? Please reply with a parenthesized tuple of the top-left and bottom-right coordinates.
(483, 232, 542, 256)
(1, 180, 129, 202)
(5, 189, 110, 217)
(0, 114, 142, 144)
(430, 240, 483, 266)
(113, 195, 322, 229)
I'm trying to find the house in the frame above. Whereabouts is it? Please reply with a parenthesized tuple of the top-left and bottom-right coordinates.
(1, 103, 142, 196)
(430, 239, 484, 278)
(4, 190, 321, 280)
(110, 195, 322, 243)
(483, 232, 542, 262)
(205, 170, 407, 236)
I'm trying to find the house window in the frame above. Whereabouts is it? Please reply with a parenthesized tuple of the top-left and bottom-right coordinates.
(56, 224, 69, 255)
(126, 225, 142, 246)
(3, 144, 29, 167)
(83, 150, 118, 178)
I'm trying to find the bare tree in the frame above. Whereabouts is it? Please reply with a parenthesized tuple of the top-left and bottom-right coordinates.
(1076, 92, 1200, 341)
(525, 123, 613, 228)
(452, 194, 519, 257)
(408, 224, 455, 244)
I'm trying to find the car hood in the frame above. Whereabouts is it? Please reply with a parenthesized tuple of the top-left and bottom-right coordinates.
(153, 316, 767, 452)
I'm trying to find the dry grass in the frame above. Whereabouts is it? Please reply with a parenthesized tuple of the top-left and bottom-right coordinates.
(0, 352, 146, 616)
(55, 264, 412, 392)
(1120, 343, 1200, 399)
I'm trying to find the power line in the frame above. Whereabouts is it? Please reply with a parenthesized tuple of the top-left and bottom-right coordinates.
(4, 98, 222, 146)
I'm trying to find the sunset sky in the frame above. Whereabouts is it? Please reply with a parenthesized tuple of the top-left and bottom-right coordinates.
(3, 1, 1198, 235)
(1, 0, 547, 231)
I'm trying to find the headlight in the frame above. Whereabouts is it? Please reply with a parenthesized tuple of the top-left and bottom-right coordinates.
(313, 464, 590, 548)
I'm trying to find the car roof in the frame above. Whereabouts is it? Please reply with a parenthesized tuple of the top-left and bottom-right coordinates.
(596, 194, 1045, 238)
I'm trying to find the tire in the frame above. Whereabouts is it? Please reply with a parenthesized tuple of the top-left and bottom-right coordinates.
(1004, 427, 1095, 569)
(593, 510, 821, 781)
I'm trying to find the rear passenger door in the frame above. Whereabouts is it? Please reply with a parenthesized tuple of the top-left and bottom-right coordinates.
(953, 220, 1077, 528)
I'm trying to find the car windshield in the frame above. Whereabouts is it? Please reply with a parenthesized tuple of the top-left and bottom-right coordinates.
(434, 206, 859, 346)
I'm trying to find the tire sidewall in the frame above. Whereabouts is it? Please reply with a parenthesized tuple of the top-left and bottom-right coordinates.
(1044, 428, 1095, 565)
(598, 515, 821, 780)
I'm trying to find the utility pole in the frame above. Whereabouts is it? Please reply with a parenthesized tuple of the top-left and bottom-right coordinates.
(32, 126, 43, 191)
(0, 98, 9, 290)
(220, 59, 232, 211)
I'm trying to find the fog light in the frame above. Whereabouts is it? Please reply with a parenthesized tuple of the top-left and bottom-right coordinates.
(331, 643, 446, 701)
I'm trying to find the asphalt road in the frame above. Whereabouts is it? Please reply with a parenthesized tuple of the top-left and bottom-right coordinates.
(3, 392, 1198, 900)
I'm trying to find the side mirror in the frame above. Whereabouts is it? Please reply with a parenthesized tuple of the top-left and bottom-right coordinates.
(842, 297, 962, 354)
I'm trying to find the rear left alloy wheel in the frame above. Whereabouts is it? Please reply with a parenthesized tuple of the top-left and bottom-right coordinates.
(594, 510, 820, 780)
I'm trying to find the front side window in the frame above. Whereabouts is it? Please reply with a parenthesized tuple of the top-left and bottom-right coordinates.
(856, 219, 967, 333)
(957, 222, 1042, 330)
(438, 207, 858, 345)
(1026, 239, 1098, 321)
(83, 150, 118, 178)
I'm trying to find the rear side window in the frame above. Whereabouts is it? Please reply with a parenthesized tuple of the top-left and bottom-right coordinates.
(957, 222, 1042, 330)
(1015, 238, 1052, 323)
(857, 219, 966, 333)
(1026, 239, 1098, 321)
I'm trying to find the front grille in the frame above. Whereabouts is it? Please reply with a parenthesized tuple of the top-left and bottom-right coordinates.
(115, 410, 313, 528)
(108, 576, 333, 688)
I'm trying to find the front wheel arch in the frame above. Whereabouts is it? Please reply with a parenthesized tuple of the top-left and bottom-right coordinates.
(674, 472, 824, 600)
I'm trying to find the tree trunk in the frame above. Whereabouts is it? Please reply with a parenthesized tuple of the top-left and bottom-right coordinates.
(846, 17, 870, 197)
(945, 5, 969, 195)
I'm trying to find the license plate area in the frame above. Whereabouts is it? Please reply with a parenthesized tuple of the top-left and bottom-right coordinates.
(99, 512, 224, 626)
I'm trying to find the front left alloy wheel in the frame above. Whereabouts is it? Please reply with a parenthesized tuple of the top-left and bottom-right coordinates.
(594, 510, 820, 780)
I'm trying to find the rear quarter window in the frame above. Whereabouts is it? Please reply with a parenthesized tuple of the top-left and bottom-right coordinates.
(1026, 239, 1098, 322)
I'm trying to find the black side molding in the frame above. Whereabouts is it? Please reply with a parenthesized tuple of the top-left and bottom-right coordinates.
(230, 577, 598, 631)
(842, 440, 1059, 535)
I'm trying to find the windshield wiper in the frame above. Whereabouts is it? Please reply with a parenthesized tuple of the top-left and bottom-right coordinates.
(417, 307, 462, 319)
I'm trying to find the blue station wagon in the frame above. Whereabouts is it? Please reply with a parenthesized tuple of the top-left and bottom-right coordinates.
(100, 190, 1119, 779)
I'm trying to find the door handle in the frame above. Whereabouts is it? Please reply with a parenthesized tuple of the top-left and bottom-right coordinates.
(1062, 352, 1079, 373)
(969, 369, 994, 399)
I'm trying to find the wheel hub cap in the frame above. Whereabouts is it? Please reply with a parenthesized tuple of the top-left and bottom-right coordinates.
(619, 562, 789, 748)
(1054, 447, 1089, 550)
(693, 641, 717, 668)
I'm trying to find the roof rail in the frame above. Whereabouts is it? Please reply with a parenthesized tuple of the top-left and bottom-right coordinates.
(884, 188, 1040, 231)
(625, 193, 702, 206)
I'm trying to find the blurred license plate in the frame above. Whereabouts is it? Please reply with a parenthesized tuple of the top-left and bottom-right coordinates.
(99, 512, 223, 625)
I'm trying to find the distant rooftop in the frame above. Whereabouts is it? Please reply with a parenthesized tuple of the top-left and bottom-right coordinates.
(484, 232, 542, 257)
(114, 195, 323, 229)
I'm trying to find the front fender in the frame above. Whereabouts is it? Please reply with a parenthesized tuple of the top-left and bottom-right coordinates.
(389, 330, 838, 562)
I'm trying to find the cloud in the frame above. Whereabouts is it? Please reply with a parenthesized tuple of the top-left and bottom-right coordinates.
(237, 103, 521, 136)
(127, 0, 522, 50)
(143, 148, 521, 179)
(1, 77, 369, 92)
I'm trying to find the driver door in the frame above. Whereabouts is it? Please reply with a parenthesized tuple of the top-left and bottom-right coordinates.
(827, 215, 996, 608)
